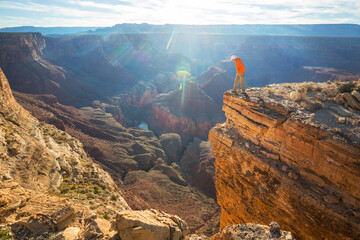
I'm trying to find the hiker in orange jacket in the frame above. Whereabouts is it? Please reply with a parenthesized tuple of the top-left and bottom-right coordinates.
(232, 56, 245, 93)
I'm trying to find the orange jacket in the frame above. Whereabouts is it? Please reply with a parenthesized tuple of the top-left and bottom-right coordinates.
(232, 57, 245, 74)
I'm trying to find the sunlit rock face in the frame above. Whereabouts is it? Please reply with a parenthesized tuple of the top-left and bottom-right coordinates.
(209, 88, 360, 240)
(148, 81, 225, 145)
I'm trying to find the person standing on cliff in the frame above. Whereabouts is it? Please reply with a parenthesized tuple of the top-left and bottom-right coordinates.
(231, 56, 245, 93)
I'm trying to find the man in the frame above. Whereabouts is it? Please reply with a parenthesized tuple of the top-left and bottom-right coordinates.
(232, 56, 245, 93)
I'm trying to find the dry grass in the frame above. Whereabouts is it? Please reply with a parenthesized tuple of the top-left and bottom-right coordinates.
(298, 82, 319, 92)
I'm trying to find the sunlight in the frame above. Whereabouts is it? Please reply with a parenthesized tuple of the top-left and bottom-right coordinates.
(175, 61, 192, 107)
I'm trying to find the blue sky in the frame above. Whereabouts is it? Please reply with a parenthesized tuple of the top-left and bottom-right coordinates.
(0, 0, 359, 27)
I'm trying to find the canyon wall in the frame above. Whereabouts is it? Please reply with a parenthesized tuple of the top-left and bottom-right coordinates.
(209, 90, 360, 239)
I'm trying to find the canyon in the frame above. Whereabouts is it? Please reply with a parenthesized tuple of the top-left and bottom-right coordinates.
(1, 28, 360, 239)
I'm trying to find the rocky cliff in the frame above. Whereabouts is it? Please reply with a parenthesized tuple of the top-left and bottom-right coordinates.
(0, 33, 66, 95)
(209, 82, 360, 239)
(0, 67, 190, 239)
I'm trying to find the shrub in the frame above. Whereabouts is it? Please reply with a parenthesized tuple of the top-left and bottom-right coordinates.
(111, 195, 117, 201)
(60, 188, 69, 194)
(337, 82, 356, 93)
(103, 212, 110, 220)
(0, 229, 12, 240)
(314, 101, 324, 110)
(87, 193, 94, 199)
(93, 186, 100, 194)
(298, 82, 317, 92)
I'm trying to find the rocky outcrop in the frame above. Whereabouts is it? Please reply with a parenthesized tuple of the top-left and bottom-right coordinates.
(197, 66, 233, 106)
(0, 68, 129, 209)
(160, 133, 183, 163)
(0, 160, 132, 240)
(209, 84, 360, 239)
(148, 81, 224, 145)
(112, 209, 188, 240)
(1, 178, 188, 240)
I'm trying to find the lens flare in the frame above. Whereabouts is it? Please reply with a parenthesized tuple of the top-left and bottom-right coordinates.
(176, 70, 191, 77)
(176, 61, 191, 79)
(166, 28, 176, 50)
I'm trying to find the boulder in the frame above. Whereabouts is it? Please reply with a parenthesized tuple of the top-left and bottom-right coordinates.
(289, 87, 307, 101)
(112, 209, 188, 240)
(342, 92, 360, 110)
(160, 133, 183, 163)
(57, 227, 81, 240)
(335, 92, 360, 110)
(82, 218, 111, 239)
(352, 90, 360, 102)
(334, 93, 346, 104)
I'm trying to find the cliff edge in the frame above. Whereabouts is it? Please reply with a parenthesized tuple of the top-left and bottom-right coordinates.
(209, 81, 360, 239)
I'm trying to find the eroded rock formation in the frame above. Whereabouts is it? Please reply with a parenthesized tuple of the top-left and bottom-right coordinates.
(148, 81, 224, 145)
(13, 82, 220, 236)
(209, 85, 360, 239)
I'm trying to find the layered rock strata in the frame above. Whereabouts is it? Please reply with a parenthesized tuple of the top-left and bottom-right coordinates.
(209, 88, 360, 239)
